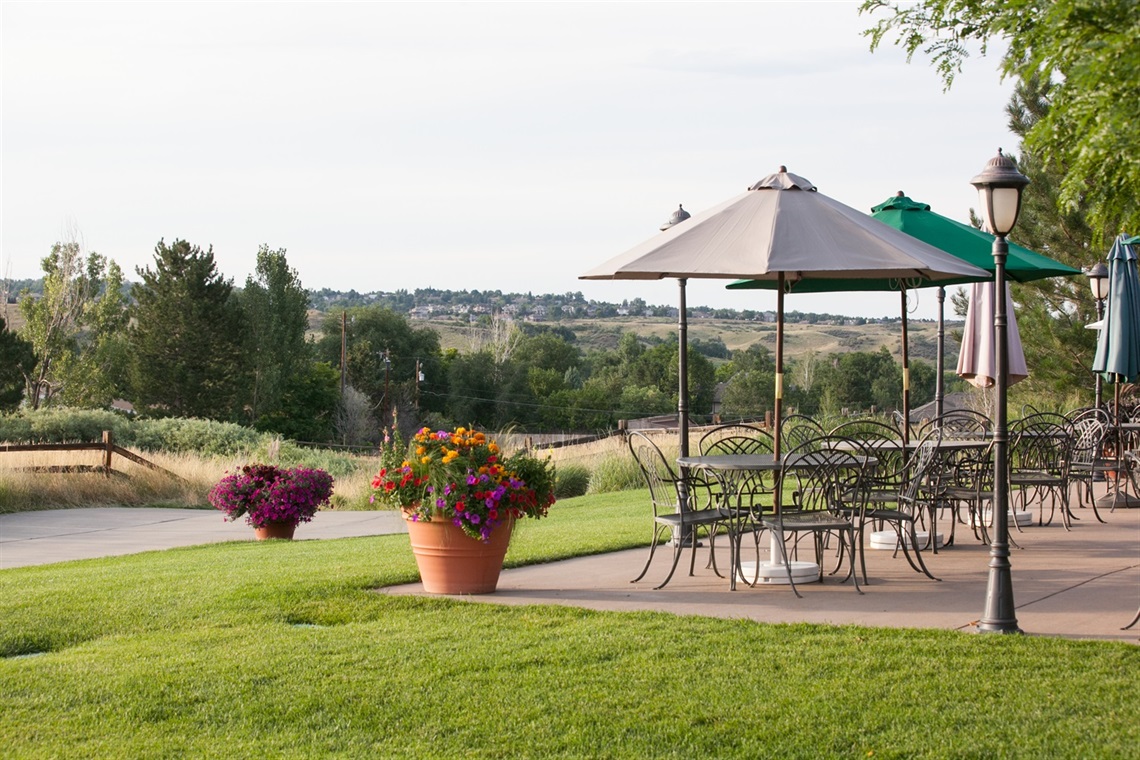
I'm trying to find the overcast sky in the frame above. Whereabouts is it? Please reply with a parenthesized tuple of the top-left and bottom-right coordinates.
(2, 1, 1018, 320)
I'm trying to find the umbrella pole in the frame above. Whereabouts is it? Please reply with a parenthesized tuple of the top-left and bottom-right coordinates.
(936, 286, 945, 419)
(773, 275, 784, 464)
(677, 277, 689, 459)
(675, 277, 693, 546)
(900, 289, 910, 445)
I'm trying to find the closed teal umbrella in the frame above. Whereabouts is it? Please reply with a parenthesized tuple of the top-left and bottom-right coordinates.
(1091, 234, 1140, 508)
(1092, 234, 1140, 384)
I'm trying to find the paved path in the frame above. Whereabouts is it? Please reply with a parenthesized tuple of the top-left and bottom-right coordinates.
(0, 507, 406, 569)
(3, 499, 1138, 643)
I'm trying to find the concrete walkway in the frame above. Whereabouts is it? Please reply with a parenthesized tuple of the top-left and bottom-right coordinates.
(3, 498, 1138, 644)
(0, 507, 407, 569)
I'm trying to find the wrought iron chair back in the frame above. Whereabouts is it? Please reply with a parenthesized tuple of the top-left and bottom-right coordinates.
(780, 414, 826, 452)
(1010, 416, 1075, 528)
(627, 431, 723, 589)
(761, 435, 865, 596)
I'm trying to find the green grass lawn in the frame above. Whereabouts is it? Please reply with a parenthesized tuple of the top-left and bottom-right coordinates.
(2, 492, 1138, 758)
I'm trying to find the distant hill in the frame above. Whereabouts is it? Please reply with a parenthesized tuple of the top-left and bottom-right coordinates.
(7, 281, 962, 365)
(415, 315, 958, 364)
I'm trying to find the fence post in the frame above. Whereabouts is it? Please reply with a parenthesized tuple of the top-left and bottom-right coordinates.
(103, 430, 113, 476)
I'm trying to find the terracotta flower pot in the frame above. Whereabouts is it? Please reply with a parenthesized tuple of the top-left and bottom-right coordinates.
(404, 513, 513, 594)
(254, 521, 298, 541)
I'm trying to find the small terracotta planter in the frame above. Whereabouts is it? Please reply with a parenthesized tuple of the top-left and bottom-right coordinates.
(404, 512, 513, 594)
(254, 521, 298, 541)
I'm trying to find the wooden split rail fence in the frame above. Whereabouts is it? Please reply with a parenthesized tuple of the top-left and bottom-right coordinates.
(0, 430, 183, 481)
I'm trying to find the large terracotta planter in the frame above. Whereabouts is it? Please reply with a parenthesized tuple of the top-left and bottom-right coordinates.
(254, 521, 297, 541)
(404, 513, 513, 594)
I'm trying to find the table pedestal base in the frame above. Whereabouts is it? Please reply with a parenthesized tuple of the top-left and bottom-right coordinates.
(1095, 492, 1140, 509)
(971, 509, 1033, 528)
(737, 560, 819, 585)
(869, 530, 944, 550)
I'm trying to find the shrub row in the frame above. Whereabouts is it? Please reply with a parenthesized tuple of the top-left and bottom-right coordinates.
(0, 409, 643, 497)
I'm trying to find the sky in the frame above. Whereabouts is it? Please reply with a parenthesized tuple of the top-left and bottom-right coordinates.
(1, 1, 1019, 320)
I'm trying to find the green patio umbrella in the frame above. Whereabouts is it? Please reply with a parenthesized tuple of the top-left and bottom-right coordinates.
(728, 192, 1081, 420)
(870, 193, 1081, 283)
(874, 193, 1081, 416)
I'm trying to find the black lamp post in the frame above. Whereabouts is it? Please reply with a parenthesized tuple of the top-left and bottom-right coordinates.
(1088, 262, 1109, 411)
(660, 205, 692, 458)
(971, 149, 1030, 634)
(661, 204, 693, 547)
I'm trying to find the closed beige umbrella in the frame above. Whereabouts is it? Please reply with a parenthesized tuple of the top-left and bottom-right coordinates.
(956, 280, 1029, 388)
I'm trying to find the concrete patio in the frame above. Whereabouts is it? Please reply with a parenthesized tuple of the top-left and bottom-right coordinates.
(385, 491, 1140, 645)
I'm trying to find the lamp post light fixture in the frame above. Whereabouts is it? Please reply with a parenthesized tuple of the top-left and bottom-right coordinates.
(970, 149, 1030, 634)
(1088, 262, 1110, 411)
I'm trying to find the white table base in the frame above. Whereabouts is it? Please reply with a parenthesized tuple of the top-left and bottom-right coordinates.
(971, 509, 1033, 528)
(869, 529, 945, 550)
(737, 560, 819, 585)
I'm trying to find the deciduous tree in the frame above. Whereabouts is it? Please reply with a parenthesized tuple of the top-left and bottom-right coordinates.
(18, 239, 128, 409)
(861, 0, 1140, 237)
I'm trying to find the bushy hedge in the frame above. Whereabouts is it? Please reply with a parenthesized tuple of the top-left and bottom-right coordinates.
(587, 452, 642, 494)
(127, 418, 264, 457)
(1, 408, 357, 461)
(0, 409, 132, 445)
(553, 463, 590, 499)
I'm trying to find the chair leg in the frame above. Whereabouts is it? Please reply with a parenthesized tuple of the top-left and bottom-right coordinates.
(1123, 604, 1140, 631)
(840, 529, 862, 594)
(630, 523, 667, 584)
(653, 540, 685, 590)
(773, 534, 803, 598)
(902, 522, 940, 581)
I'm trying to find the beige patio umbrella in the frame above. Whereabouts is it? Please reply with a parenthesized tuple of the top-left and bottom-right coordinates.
(581, 167, 990, 459)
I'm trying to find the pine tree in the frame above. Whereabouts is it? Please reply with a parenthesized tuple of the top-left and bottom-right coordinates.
(0, 316, 34, 411)
(237, 245, 312, 429)
(128, 239, 246, 420)
(1004, 77, 1120, 403)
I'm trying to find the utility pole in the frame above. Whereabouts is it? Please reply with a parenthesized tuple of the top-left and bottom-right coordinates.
(339, 310, 347, 394)
(383, 348, 392, 423)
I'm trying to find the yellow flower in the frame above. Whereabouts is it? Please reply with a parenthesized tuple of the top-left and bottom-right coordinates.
(421, 456, 432, 465)
(416, 446, 426, 456)
(488, 442, 500, 454)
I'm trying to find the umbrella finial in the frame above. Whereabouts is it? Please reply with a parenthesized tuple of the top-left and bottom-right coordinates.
(896, 190, 905, 197)
(660, 204, 691, 231)
(779, 165, 787, 173)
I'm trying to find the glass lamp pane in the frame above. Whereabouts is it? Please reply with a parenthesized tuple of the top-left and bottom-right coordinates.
(990, 187, 1021, 235)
